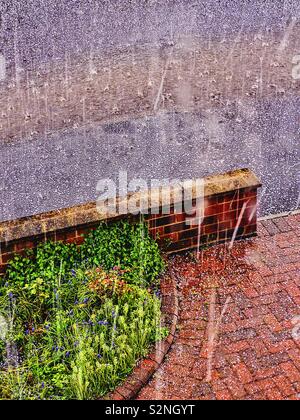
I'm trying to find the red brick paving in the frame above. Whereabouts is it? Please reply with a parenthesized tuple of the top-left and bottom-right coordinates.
(137, 214, 300, 401)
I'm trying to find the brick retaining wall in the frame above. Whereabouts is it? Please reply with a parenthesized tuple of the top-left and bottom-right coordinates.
(0, 169, 261, 276)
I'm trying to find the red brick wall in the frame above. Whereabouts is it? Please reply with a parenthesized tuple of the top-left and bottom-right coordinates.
(0, 223, 95, 276)
(147, 187, 258, 253)
(0, 170, 261, 276)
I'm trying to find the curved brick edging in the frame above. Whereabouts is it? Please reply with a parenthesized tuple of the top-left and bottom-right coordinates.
(106, 267, 179, 401)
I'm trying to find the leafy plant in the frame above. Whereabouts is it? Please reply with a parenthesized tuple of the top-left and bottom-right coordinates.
(87, 267, 133, 300)
(4, 221, 164, 289)
(80, 221, 165, 286)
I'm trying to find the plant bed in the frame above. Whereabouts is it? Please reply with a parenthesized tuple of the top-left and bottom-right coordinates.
(0, 221, 167, 400)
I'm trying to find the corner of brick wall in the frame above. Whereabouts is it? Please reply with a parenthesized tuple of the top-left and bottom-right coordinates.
(146, 186, 260, 254)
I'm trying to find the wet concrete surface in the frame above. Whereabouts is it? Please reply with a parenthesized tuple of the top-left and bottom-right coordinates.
(1, 0, 300, 70)
(0, 96, 299, 222)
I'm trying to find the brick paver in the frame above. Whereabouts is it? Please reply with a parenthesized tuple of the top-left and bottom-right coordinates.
(137, 214, 300, 401)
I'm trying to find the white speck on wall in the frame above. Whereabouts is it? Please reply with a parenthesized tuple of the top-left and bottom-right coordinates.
(0, 55, 6, 81)
(292, 55, 300, 80)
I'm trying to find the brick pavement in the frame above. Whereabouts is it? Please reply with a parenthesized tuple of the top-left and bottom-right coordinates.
(137, 213, 300, 400)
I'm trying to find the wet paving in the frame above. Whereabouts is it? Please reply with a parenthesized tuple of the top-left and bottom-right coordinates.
(137, 214, 300, 400)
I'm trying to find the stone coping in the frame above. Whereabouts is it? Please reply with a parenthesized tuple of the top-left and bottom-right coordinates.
(258, 208, 300, 221)
(104, 264, 179, 400)
(0, 169, 261, 243)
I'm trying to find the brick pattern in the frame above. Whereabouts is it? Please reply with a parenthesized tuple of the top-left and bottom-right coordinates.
(137, 214, 300, 401)
(146, 187, 258, 253)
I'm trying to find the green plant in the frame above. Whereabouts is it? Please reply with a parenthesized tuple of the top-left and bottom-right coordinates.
(4, 221, 165, 289)
(80, 221, 165, 286)
(87, 267, 133, 300)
